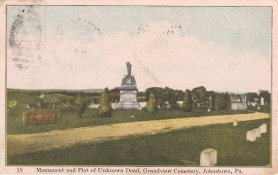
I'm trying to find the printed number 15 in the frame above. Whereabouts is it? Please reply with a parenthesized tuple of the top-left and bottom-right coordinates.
(17, 168, 23, 173)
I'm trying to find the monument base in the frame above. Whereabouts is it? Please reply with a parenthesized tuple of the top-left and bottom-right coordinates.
(115, 90, 141, 110)
(115, 101, 141, 110)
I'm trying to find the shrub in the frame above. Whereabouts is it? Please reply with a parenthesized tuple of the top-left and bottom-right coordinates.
(146, 92, 157, 114)
(182, 89, 193, 112)
(98, 88, 112, 117)
(7, 100, 17, 112)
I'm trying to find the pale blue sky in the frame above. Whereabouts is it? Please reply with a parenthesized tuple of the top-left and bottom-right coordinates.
(8, 6, 271, 57)
(7, 6, 272, 91)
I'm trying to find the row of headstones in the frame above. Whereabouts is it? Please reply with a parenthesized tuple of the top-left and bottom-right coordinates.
(200, 123, 268, 166)
(246, 123, 267, 142)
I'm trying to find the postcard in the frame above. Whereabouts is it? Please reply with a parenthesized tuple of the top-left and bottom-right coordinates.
(0, 0, 277, 174)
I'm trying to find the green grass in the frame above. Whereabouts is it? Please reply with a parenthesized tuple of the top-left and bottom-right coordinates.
(7, 109, 251, 135)
(7, 119, 270, 166)
(7, 89, 252, 135)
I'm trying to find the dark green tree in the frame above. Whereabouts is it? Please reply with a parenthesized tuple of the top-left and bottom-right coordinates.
(146, 87, 168, 109)
(258, 90, 270, 104)
(74, 95, 87, 118)
(146, 92, 157, 114)
(191, 86, 210, 110)
(223, 92, 231, 110)
(246, 93, 258, 103)
(182, 89, 193, 112)
(214, 92, 231, 111)
(214, 93, 223, 111)
(165, 87, 178, 109)
(98, 88, 112, 117)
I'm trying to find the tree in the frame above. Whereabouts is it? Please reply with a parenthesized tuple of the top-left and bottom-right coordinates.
(146, 92, 157, 113)
(175, 90, 185, 101)
(98, 88, 112, 117)
(246, 93, 258, 103)
(214, 92, 231, 111)
(182, 89, 193, 112)
(165, 87, 178, 109)
(109, 87, 120, 103)
(214, 93, 223, 111)
(223, 92, 231, 110)
(146, 87, 167, 109)
(191, 86, 210, 110)
(74, 95, 87, 118)
(258, 90, 270, 104)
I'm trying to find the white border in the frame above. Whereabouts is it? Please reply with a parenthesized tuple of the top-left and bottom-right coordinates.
(0, 0, 277, 174)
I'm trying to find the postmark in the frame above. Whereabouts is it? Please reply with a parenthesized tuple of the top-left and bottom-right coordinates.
(8, 6, 42, 70)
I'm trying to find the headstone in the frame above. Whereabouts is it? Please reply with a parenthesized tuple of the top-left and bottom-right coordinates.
(233, 119, 238, 126)
(200, 148, 217, 166)
(261, 97, 265, 105)
(246, 130, 256, 142)
(254, 128, 261, 138)
(259, 124, 267, 134)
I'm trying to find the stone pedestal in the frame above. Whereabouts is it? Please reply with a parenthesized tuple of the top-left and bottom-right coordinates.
(116, 90, 141, 110)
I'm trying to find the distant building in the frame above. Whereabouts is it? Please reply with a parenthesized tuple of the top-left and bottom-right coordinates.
(230, 90, 270, 111)
(230, 93, 247, 110)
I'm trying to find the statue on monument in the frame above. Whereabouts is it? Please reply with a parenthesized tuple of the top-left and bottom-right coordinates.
(122, 62, 136, 86)
(127, 62, 132, 76)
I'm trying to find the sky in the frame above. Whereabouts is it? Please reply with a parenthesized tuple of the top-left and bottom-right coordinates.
(7, 6, 272, 92)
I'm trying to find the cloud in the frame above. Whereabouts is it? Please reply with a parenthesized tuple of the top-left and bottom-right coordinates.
(7, 20, 271, 92)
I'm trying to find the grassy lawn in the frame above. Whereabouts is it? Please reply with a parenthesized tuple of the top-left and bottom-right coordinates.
(7, 89, 252, 135)
(7, 109, 251, 135)
(7, 119, 270, 166)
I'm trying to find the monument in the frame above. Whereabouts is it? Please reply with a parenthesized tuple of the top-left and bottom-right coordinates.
(115, 62, 141, 110)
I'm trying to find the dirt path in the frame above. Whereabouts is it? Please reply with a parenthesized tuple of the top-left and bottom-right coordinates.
(7, 112, 269, 156)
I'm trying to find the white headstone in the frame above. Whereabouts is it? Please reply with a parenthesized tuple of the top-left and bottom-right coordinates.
(246, 130, 256, 142)
(259, 124, 267, 134)
(254, 128, 261, 138)
(261, 97, 265, 105)
(233, 119, 238, 126)
(200, 148, 217, 166)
